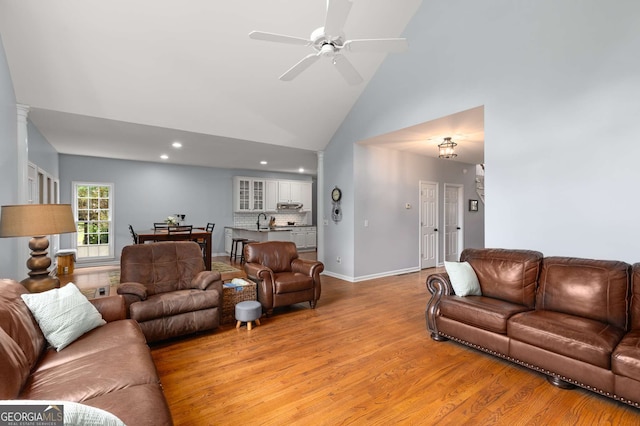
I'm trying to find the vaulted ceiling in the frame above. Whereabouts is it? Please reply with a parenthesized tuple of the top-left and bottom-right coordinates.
(0, 1, 483, 175)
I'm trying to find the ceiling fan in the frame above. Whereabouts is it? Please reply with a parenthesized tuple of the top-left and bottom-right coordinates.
(249, 0, 408, 85)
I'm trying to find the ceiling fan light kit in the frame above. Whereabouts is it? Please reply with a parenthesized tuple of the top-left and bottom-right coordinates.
(249, 0, 408, 85)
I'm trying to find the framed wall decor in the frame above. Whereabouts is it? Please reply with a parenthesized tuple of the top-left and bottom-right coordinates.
(469, 199, 479, 212)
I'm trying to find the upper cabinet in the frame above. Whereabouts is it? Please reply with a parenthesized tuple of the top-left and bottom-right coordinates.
(233, 177, 265, 212)
(265, 180, 278, 212)
(278, 181, 302, 203)
(235, 177, 313, 214)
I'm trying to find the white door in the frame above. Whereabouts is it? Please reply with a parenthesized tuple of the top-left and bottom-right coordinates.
(420, 182, 438, 269)
(444, 185, 462, 262)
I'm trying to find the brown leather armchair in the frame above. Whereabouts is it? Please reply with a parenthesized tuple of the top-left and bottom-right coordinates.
(117, 241, 222, 342)
(244, 241, 324, 316)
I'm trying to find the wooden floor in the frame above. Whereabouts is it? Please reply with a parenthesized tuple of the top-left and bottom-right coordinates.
(66, 258, 640, 425)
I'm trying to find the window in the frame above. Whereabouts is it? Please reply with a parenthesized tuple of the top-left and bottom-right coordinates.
(73, 182, 114, 260)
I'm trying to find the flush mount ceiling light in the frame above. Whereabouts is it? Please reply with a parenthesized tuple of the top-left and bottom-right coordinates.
(160, 154, 169, 160)
(172, 141, 182, 148)
(438, 137, 457, 159)
(260, 161, 268, 165)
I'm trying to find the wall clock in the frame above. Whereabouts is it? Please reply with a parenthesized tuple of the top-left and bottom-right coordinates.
(331, 186, 342, 223)
(331, 187, 342, 202)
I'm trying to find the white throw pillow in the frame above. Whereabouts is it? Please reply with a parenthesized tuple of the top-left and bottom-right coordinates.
(21, 283, 106, 351)
(444, 261, 482, 296)
(2, 400, 125, 426)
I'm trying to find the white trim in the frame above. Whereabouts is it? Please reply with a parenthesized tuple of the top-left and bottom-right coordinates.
(72, 181, 115, 261)
(322, 266, 421, 283)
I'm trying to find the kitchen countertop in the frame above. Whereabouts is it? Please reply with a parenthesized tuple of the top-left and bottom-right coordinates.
(225, 225, 315, 233)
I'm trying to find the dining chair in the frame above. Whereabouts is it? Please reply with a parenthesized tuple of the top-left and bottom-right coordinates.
(195, 223, 215, 258)
(154, 222, 169, 230)
(168, 225, 193, 240)
(128, 224, 138, 244)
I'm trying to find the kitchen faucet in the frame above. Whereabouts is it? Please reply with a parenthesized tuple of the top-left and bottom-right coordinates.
(256, 213, 267, 230)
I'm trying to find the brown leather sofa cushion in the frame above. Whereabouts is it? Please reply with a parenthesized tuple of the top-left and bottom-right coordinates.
(245, 241, 298, 273)
(461, 248, 542, 308)
(537, 257, 630, 330)
(612, 331, 640, 381)
(508, 310, 625, 369)
(120, 241, 207, 295)
(0, 327, 31, 399)
(439, 296, 532, 334)
(274, 272, 314, 294)
(130, 288, 220, 322)
(0, 279, 46, 367)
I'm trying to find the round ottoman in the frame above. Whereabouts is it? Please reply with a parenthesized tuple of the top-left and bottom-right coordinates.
(235, 300, 262, 330)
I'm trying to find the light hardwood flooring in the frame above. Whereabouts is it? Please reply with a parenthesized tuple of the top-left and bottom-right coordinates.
(63, 258, 640, 425)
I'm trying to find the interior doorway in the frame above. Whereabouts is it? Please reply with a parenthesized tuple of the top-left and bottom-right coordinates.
(444, 184, 463, 262)
(419, 181, 438, 269)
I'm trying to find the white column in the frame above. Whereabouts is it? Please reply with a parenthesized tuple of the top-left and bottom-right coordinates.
(316, 151, 324, 263)
(16, 104, 30, 204)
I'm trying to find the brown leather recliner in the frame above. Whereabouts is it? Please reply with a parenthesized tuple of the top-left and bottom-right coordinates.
(118, 241, 222, 343)
(243, 241, 324, 316)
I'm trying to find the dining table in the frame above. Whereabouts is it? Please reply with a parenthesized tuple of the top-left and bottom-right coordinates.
(134, 227, 212, 271)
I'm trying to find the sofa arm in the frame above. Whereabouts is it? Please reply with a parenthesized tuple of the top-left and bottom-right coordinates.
(117, 282, 147, 300)
(425, 272, 453, 338)
(291, 259, 324, 277)
(192, 270, 222, 291)
(244, 262, 274, 283)
(90, 295, 126, 322)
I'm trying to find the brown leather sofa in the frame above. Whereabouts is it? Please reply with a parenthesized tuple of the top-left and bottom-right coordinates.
(0, 279, 173, 425)
(426, 248, 640, 408)
(244, 241, 324, 316)
(118, 241, 222, 343)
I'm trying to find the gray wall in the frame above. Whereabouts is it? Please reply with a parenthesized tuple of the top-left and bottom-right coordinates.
(0, 35, 20, 279)
(59, 154, 313, 262)
(354, 146, 482, 279)
(28, 120, 59, 177)
(324, 0, 640, 276)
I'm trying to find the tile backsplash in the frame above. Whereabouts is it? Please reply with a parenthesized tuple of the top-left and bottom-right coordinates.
(233, 212, 311, 228)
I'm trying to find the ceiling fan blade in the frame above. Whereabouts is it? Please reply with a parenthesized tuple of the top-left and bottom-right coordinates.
(279, 53, 322, 81)
(249, 31, 310, 46)
(324, 0, 353, 36)
(332, 55, 363, 85)
(344, 38, 409, 53)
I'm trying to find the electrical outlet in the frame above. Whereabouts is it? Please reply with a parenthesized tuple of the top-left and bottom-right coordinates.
(336, 256, 341, 264)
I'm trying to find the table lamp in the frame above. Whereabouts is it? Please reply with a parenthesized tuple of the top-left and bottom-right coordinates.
(0, 204, 77, 292)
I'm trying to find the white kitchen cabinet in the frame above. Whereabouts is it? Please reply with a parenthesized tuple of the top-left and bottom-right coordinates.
(233, 177, 265, 212)
(278, 180, 303, 203)
(290, 226, 316, 250)
(305, 228, 317, 248)
(290, 229, 306, 248)
(265, 179, 278, 212)
(300, 182, 312, 212)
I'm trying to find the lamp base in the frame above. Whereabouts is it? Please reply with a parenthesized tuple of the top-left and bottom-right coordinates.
(21, 276, 60, 293)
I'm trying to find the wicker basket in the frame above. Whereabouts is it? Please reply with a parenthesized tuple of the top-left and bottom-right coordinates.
(221, 279, 257, 324)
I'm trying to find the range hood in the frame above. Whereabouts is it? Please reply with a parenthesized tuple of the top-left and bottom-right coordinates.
(277, 202, 303, 210)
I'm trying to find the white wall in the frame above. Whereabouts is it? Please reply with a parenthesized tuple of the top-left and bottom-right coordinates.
(0, 35, 20, 280)
(324, 0, 640, 275)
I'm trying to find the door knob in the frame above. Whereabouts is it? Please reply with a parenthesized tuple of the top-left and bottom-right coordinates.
(457, 227, 461, 230)
(434, 228, 438, 232)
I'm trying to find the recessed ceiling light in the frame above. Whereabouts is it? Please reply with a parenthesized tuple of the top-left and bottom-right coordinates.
(160, 154, 169, 160)
(298, 168, 304, 173)
(172, 141, 182, 148)
(260, 161, 268, 165)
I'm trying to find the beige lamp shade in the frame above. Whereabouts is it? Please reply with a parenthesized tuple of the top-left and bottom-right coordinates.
(0, 204, 77, 237)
